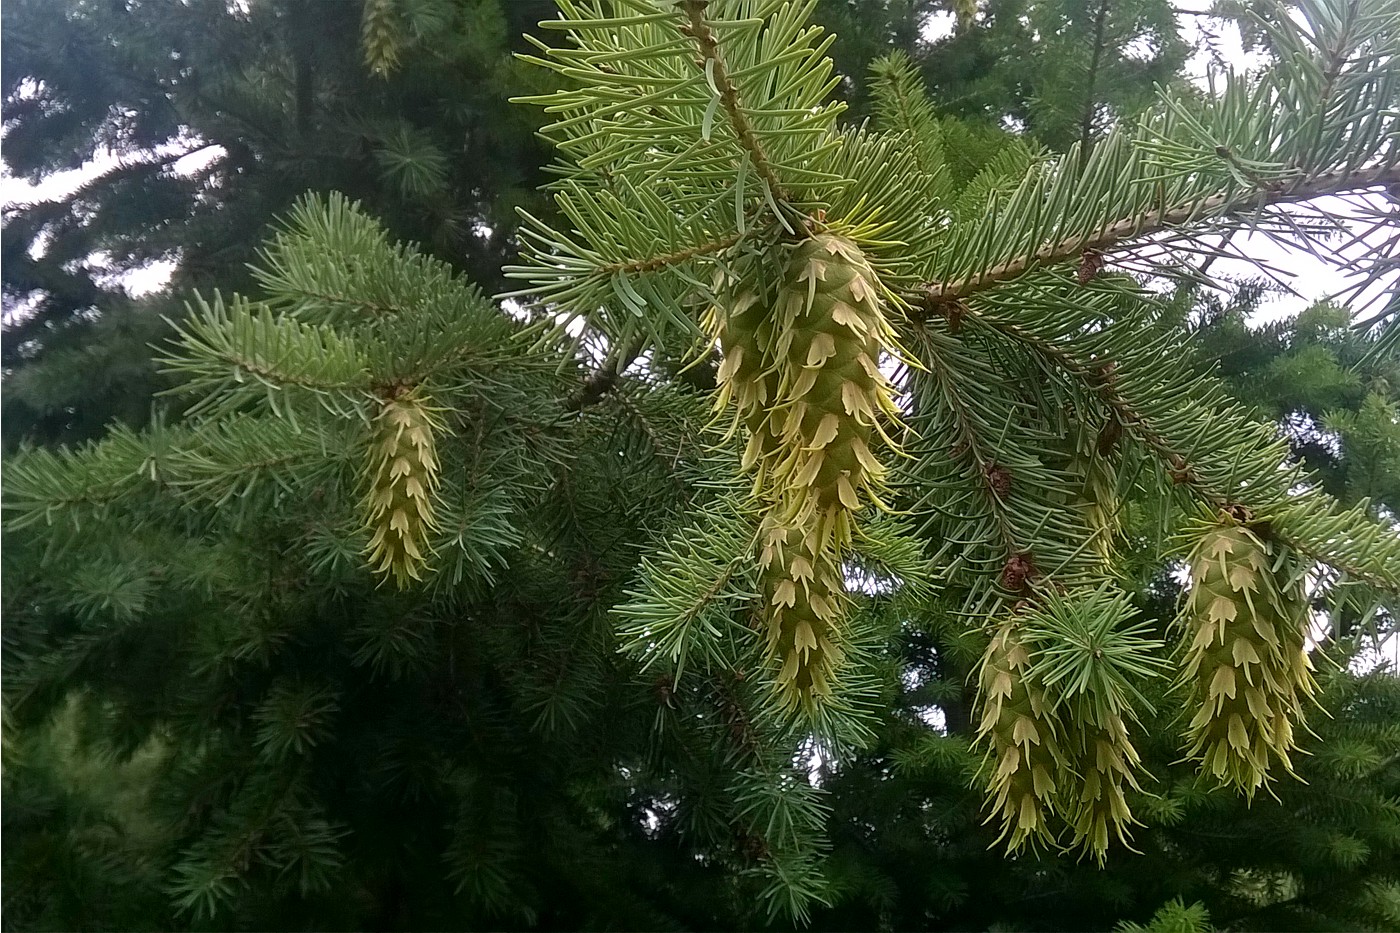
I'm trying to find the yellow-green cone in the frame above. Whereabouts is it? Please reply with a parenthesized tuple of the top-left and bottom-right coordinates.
(708, 233, 904, 710)
(706, 279, 784, 491)
(363, 388, 441, 587)
(1066, 715, 1143, 862)
(1054, 421, 1119, 565)
(766, 234, 902, 549)
(360, 0, 402, 77)
(975, 621, 1068, 852)
(758, 514, 847, 705)
(1180, 513, 1317, 796)
(1073, 447, 1119, 564)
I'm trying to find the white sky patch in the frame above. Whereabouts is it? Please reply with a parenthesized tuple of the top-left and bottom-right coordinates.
(2, 132, 226, 299)
(1177, 1, 1273, 82)
(99, 256, 180, 298)
(920, 10, 958, 43)
(2, 148, 124, 206)
(2, 132, 226, 208)
(1122, 33, 1161, 62)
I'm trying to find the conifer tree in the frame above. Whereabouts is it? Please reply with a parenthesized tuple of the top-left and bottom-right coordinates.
(2, 0, 557, 445)
(913, 0, 1189, 149)
(4, 0, 1400, 927)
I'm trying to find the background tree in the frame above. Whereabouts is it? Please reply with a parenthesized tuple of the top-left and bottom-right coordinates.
(1, 0, 558, 446)
(914, 0, 1189, 149)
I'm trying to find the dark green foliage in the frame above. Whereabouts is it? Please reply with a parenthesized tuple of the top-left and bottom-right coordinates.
(811, 0, 943, 113)
(2, 699, 175, 932)
(0, 195, 845, 929)
(2, 0, 559, 446)
(1196, 292, 1400, 518)
(917, 0, 1190, 149)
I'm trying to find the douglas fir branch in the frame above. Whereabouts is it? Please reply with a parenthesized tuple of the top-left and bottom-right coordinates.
(2, 0, 1399, 924)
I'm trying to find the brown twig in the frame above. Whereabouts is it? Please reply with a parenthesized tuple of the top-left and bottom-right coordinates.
(599, 231, 745, 278)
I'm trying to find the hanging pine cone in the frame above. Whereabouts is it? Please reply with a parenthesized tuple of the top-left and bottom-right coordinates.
(362, 387, 441, 587)
(758, 514, 847, 706)
(1072, 441, 1119, 564)
(977, 586, 1160, 859)
(360, 0, 403, 78)
(765, 233, 903, 552)
(706, 273, 784, 491)
(1179, 512, 1317, 796)
(1065, 715, 1144, 862)
(706, 232, 905, 711)
(1053, 417, 1120, 565)
(974, 620, 1068, 853)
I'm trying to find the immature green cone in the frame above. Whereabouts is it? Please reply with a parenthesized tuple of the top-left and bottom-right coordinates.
(975, 621, 1068, 853)
(1180, 513, 1317, 796)
(1066, 715, 1144, 862)
(362, 388, 441, 587)
(360, 0, 402, 77)
(766, 233, 903, 553)
(706, 279, 784, 490)
(1055, 420, 1120, 564)
(758, 514, 847, 708)
(707, 233, 904, 710)
(1076, 448, 1119, 564)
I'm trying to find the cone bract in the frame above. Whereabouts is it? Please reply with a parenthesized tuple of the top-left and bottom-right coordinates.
(363, 388, 441, 587)
(1180, 514, 1317, 796)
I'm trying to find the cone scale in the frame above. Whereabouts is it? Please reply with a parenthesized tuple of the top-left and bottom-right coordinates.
(707, 233, 903, 711)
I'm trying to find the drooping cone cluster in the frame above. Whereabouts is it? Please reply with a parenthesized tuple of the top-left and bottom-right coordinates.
(975, 621, 1068, 852)
(974, 587, 1156, 860)
(1180, 512, 1317, 796)
(706, 233, 904, 711)
(362, 387, 442, 587)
